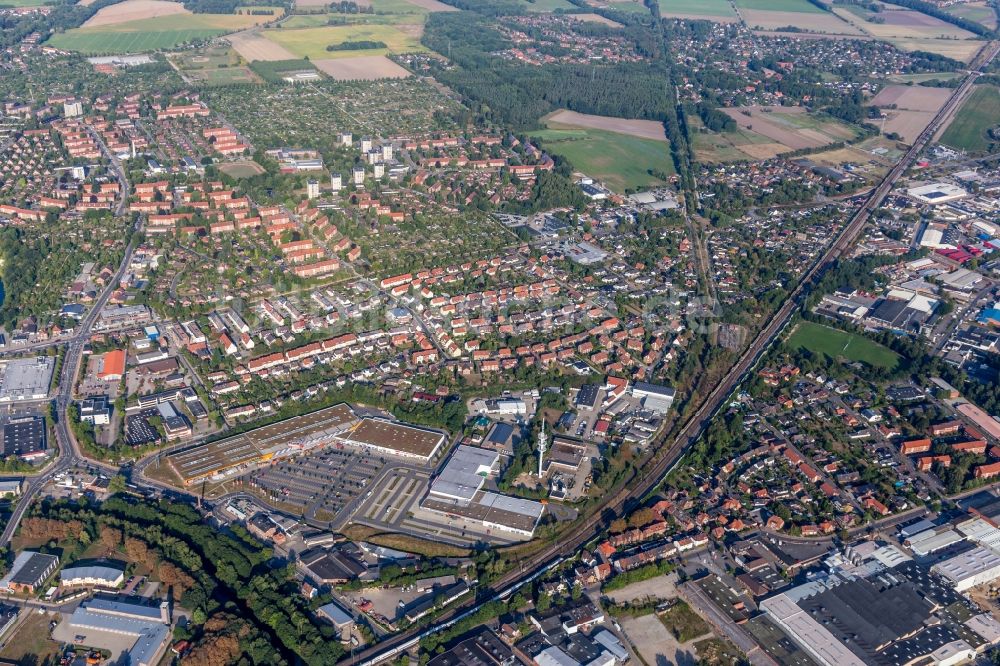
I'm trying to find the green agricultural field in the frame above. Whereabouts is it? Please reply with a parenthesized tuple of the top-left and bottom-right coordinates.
(660, 0, 735, 15)
(47, 13, 261, 54)
(606, 0, 653, 12)
(735, 0, 825, 12)
(2, 0, 53, 6)
(944, 1, 997, 28)
(787, 321, 900, 370)
(940, 85, 1000, 152)
(264, 24, 425, 59)
(520, 0, 578, 10)
(530, 127, 674, 193)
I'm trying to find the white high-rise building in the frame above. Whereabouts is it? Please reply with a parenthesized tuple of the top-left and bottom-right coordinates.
(373, 163, 385, 179)
(330, 172, 343, 191)
(360, 136, 372, 153)
(306, 179, 320, 199)
(352, 166, 365, 185)
(381, 144, 393, 161)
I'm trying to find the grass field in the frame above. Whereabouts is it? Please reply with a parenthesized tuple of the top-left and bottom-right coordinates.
(0, 613, 62, 665)
(1, 0, 53, 6)
(944, 1, 997, 28)
(940, 85, 1000, 152)
(787, 321, 900, 370)
(735, 0, 824, 12)
(531, 126, 674, 192)
(264, 23, 426, 59)
(48, 13, 261, 53)
(520, 0, 578, 10)
(219, 160, 266, 178)
(660, 0, 736, 16)
(606, 0, 653, 12)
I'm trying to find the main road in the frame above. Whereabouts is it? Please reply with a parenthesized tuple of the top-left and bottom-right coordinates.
(347, 38, 1000, 666)
(0, 128, 138, 546)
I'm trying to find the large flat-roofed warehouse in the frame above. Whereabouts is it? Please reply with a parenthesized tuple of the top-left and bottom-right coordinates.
(168, 403, 359, 485)
(0, 357, 55, 402)
(341, 418, 446, 461)
(422, 491, 545, 538)
(428, 446, 498, 503)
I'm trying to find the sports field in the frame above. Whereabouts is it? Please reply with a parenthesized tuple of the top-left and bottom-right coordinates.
(531, 127, 674, 193)
(940, 85, 1000, 152)
(264, 24, 426, 59)
(787, 321, 900, 370)
(48, 13, 263, 54)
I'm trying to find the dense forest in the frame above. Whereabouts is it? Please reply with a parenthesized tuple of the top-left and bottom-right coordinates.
(26, 497, 344, 665)
(422, 13, 673, 128)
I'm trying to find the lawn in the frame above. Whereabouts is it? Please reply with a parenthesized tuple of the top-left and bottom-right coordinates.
(787, 321, 901, 370)
(264, 24, 426, 59)
(660, 0, 736, 16)
(735, 0, 825, 11)
(940, 85, 1000, 152)
(1, 0, 53, 5)
(531, 127, 674, 192)
(47, 13, 261, 54)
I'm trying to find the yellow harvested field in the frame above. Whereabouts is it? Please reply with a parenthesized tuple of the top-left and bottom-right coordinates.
(870, 84, 950, 112)
(402, 0, 458, 9)
(737, 142, 790, 159)
(886, 37, 985, 61)
(721, 105, 857, 151)
(740, 9, 862, 33)
(313, 55, 411, 80)
(870, 84, 951, 143)
(545, 109, 667, 141)
(228, 30, 297, 61)
(83, 0, 189, 26)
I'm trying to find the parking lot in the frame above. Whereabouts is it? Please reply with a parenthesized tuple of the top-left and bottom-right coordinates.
(244, 444, 402, 526)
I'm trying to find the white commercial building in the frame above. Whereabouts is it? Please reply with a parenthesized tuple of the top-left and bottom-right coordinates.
(428, 446, 498, 504)
(931, 546, 1000, 591)
(630, 381, 675, 414)
(760, 593, 867, 666)
(907, 183, 968, 205)
(60, 564, 126, 588)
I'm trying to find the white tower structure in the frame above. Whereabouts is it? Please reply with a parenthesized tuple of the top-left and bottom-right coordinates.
(537, 418, 547, 477)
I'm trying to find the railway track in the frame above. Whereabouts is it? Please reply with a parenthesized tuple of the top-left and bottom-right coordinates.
(348, 39, 1000, 666)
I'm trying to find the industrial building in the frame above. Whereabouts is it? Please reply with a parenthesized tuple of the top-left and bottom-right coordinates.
(931, 546, 1000, 592)
(0, 357, 54, 402)
(421, 445, 545, 538)
(906, 182, 968, 205)
(316, 601, 354, 641)
(1, 415, 47, 459)
(0, 551, 59, 592)
(65, 596, 172, 666)
(427, 629, 515, 666)
(630, 382, 676, 414)
(761, 538, 1000, 666)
